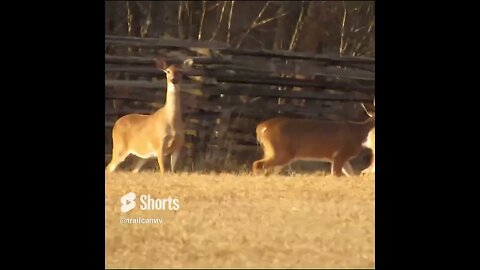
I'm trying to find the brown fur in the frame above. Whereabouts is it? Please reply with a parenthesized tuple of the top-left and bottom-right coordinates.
(252, 113, 375, 177)
(106, 58, 186, 175)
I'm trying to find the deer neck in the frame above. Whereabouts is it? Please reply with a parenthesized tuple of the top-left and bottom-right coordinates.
(161, 82, 182, 124)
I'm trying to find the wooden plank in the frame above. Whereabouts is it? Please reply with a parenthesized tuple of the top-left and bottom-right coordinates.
(105, 35, 230, 50)
(105, 55, 155, 65)
(211, 83, 372, 102)
(207, 144, 258, 151)
(105, 56, 374, 81)
(220, 48, 374, 65)
(105, 55, 232, 66)
(203, 62, 375, 81)
(211, 104, 350, 120)
(105, 35, 373, 66)
(212, 74, 374, 95)
(105, 65, 163, 75)
(105, 72, 374, 95)
(105, 80, 372, 103)
(105, 80, 204, 91)
(106, 62, 374, 83)
(104, 55, 374, 76)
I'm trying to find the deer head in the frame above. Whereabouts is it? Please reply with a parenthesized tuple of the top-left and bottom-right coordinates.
(154, 57, 193, 85)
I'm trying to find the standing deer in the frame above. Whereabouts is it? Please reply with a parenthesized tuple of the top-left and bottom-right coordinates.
(106, 58, 188, 175)
(252, 102, 375, 177)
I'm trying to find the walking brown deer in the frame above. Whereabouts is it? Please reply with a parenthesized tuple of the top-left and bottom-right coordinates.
(252, 101, 375, 177)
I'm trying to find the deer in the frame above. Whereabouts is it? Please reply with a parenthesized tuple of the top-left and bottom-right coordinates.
(252, 101, 375, 177)
(105, 57, 188, 176)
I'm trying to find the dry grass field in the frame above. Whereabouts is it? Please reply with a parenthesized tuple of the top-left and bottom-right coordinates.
(106, 172, 374, 269)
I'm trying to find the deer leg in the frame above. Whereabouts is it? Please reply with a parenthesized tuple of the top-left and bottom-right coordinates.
(170, 149, 181, 173)
(156, 141, 166, 175)
(156, 154, 165, 175)
(261, 157, 290, 177)
(252, 159, 265, 175)
(342, 161, 355, 176)
(361, 151, 375, 175)
(132, 158, 148, 173)
(252, 159, 277, 175)
(169, 135, 184, 174)
(106, 148, 128, 173)
(331, 155, 350, 177)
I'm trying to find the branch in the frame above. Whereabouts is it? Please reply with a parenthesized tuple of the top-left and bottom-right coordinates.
(198, 1, 207, 40)
(184, 1, 190, 17)
(231, 11, 287, 46)
(141, 1, 152, 37)
(186, 1, 194, 39)
(210, 1, 228, 41)
(367, 19, 374, 33)
(339, 1, 348, 56)
(178, 1, 185, 39)
(126, 1, 132, 36)
(254, 12, 288, 28)
(227, 1, 235, 44)
(288, 1, 305, 51)
(235, 1, 270, 48)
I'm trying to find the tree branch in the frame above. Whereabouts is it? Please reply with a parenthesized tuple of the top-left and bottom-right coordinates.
(235, 1, 270, 48)
(254, 12, 288, 28)
(140, 1, 152, 37)
(340, 1, 348, 56)
(198, 1, 207, 40)
(227, 1, 235, 44)
(210, 1, 228, 41)
(186, 1, 194, 39)
(126, 1, 132, 36)
(178, 1, 185, 39)
(289, 1, 305, 51)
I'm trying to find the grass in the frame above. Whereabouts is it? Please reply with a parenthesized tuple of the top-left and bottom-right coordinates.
(106, 172, 374, 269)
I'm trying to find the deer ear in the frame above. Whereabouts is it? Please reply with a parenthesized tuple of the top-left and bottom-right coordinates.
(155, 57, 168, 71)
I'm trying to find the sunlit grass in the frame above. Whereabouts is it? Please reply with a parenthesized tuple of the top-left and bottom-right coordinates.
(106, 172, 374, 268)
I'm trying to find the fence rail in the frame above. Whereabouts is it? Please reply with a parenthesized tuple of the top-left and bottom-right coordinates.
(105, 35, 375, 172)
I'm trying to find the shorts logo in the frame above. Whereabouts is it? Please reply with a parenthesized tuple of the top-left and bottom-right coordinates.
(120, 192, 136, 213)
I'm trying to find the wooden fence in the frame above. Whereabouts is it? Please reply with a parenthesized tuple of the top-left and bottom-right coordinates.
(105, 35, 375, 172)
